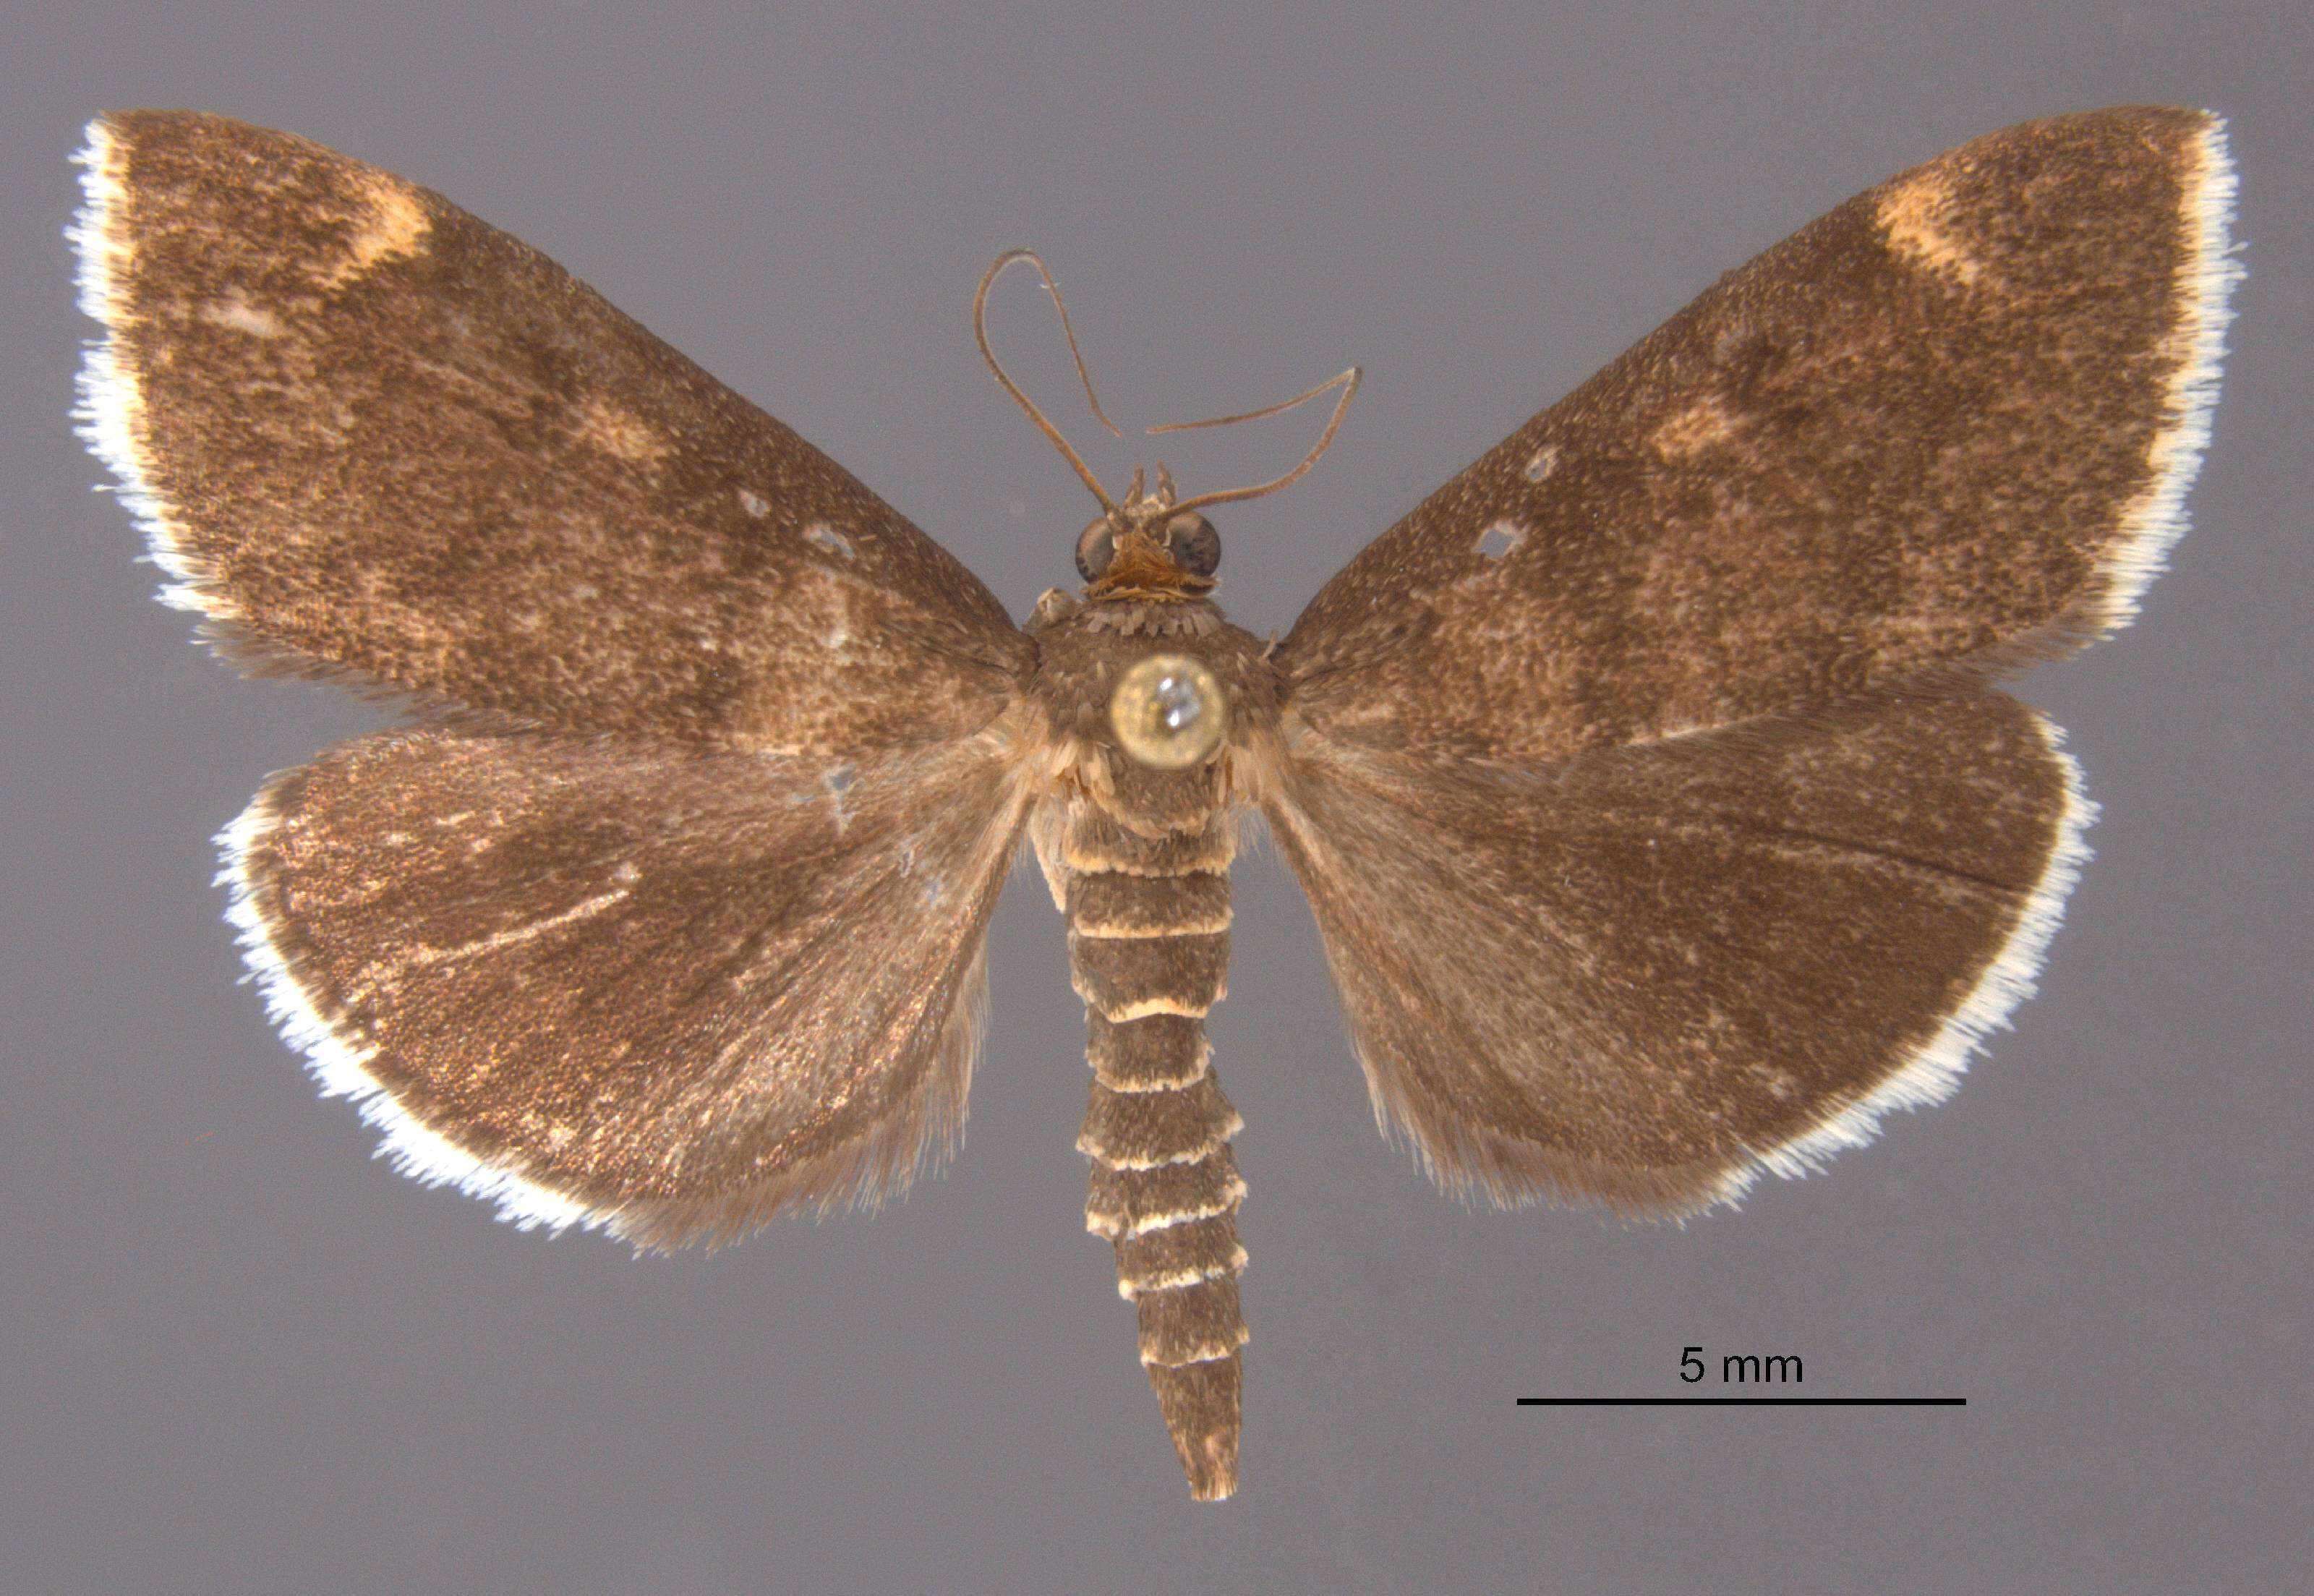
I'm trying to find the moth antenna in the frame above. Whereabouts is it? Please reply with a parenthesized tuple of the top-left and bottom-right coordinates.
(974, 248, 1126, 515)
(1156, 367, 1362, 515)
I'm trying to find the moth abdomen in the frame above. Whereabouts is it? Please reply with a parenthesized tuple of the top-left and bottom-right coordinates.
(1077, 1072, 1242, 1169)
(1111, 1213, 1246, 1300)
(1062, 815, 1247, 1501)
(1058, 810, 1236, 877)
(1083, 1150, 1247, 1239)
(1079, 1054, 1248, 1501)
(1066, 871, 1231, 937)
(1067, 929, 1229, 1020)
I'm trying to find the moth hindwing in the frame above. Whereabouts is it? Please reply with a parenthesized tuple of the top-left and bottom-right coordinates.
(77, 106, 2234, 1503)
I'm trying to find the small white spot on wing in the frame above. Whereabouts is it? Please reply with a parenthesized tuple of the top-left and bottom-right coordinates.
(805, 524, 857, 559)
(1475, 520, 1524, 560)
(822, 764, 855, 832)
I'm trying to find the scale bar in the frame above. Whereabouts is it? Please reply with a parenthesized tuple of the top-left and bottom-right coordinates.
(1518, 1396, 1965, 1407)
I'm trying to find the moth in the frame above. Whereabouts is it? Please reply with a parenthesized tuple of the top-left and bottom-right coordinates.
(72, 108, 2237, 1501)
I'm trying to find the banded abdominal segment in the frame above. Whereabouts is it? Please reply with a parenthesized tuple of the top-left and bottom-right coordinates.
(1065, 803, 1248, 1502)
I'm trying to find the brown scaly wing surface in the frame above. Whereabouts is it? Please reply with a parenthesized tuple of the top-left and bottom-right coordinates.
(1267, 694, 2085, 1216)
(1277, 108, 2237, 763)
(72, 112, 1043, 1241)
(1267, 108, 2237, 1213)
(73, 110, 1030, 753)
(224, 727, 1033, 1247)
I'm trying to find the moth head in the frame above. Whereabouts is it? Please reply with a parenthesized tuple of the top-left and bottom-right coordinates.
(1077, 487, 1222, 599)
(973, 249, 1359, 599)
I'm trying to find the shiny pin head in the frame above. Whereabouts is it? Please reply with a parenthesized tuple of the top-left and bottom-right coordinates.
(1110, 654, 1228, 769)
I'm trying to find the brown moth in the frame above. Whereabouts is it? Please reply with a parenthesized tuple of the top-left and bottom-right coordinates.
(72, 108, 2238, 1501)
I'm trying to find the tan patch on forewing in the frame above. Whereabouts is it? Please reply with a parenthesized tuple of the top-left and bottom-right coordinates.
(1650, 396, 1737, 458)
(320, 172, 432, 288)
(198, 288, 283, 338)
(1876, 170, 1982, 286)
(576, 395, 671, 464)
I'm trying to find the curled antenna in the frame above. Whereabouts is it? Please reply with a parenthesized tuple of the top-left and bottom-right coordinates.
(1149, 366, 1363, 515)
(974, 249, 1124, 515)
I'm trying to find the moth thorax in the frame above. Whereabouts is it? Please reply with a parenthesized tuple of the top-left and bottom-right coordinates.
(1111, 654, 1227, 770)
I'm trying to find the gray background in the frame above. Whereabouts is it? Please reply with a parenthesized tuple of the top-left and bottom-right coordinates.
(4, 4, 2306, 1592)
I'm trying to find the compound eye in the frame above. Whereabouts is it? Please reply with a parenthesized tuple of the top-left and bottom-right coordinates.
(1075, 518, 1119, 582)
(1164, 513, 1221, 577)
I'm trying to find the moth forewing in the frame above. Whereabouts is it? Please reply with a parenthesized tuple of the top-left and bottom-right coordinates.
(70, 109, 1031, 753)
(1276, 107, 2240, 764)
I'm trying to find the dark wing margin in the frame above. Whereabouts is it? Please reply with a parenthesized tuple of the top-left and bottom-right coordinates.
(1265, 696, 2088, 1216)
(220, 727, 1032, 1248)
(1277, 108, 2240, 761)
(72, 110, 1030, 753)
